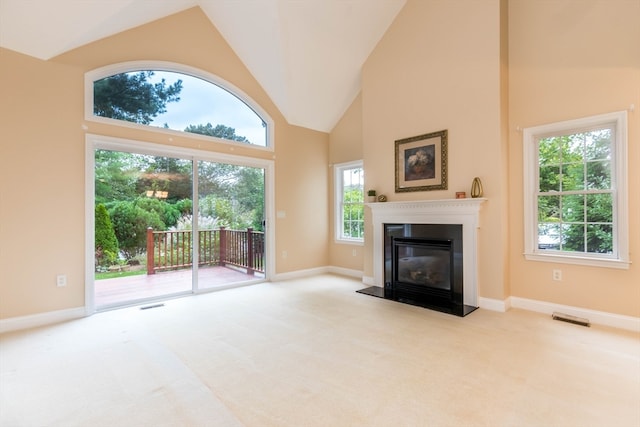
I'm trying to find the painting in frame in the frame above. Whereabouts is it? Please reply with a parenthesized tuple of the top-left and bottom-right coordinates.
(395, 129, 448, 192)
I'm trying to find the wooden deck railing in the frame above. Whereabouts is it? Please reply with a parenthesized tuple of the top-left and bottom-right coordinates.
(146, 227, 264, 275)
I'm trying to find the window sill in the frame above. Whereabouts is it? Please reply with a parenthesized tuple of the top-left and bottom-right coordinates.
(335, 238, 364, 246)
(524, 252, 630, 270)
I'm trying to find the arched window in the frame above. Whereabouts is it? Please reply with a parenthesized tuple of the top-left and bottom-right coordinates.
(85, 62, 272, 149)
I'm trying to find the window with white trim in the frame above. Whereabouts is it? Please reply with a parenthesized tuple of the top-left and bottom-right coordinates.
(334, 161, 364, 243)
(523, 111, 629, 269)
(85, 61, 273, 149)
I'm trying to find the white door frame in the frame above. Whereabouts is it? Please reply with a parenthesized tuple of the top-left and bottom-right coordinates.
(85, 133, 275, 315)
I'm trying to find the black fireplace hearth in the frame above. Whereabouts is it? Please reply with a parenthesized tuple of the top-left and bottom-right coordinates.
(357, 223, 478, 317)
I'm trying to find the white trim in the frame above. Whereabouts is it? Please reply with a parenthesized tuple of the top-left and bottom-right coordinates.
(523, 252, 630, 269)
(0, 307, 86, 334)
(479, 297, 511, 312)
(327, 266, 363, 279)
(471, 295, 638, 332)
(85, 139, 96, 315)
(271, 267, 331, 281)
(84, 61, 275, 152)
(85, 134, 276, 312)
(88, 133, 274, 169)
(510, 296, 640, 332)
(333, 160, 365, 243)
(362, 275, 375, 286)
(4, 277, 638, 334)
(336, 239, 365, 247)
(522, 110, 629, 269)
(368, 198, 486, 308)
(272, 266, 362, 281)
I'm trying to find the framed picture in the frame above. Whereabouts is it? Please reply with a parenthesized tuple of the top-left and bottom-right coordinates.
(395, 129, 447, 192)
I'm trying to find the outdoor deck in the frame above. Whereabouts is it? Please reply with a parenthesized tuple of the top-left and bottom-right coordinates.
(95, 266, 261, 308)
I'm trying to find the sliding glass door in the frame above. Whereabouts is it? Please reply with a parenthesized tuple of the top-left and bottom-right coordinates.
(89, 137, 271, 311)
(94, 149, 194, 309)
(197, 160, 265, 290)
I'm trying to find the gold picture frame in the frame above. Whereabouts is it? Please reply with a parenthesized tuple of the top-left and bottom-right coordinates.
(395, 129, 448, 192)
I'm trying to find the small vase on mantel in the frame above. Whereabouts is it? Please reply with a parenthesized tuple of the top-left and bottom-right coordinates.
(471, 177, 483, 198)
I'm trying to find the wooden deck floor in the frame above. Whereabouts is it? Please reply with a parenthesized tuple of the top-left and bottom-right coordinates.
(95, 266, 263, 308)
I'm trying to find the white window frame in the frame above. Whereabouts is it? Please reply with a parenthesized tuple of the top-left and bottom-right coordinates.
(84, 61, 275, 152)
(84, 134, 276, 314)
(523, 110, 629, 269)
(334, 160, 364, 245)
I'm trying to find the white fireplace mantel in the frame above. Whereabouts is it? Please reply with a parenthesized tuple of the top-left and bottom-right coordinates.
(368, 198, 487, 307)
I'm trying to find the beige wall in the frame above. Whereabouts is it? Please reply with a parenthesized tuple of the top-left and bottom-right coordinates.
(0, 7, 329, 319)
(328, 94, 365, 271)
(274, 124, 330, 272)
(0, 51, 86, 318)
(1, 1, 638, 321)
(359, 0, 638, 316)
(508, 0, 640, 316)
(361, 0, 509, 301)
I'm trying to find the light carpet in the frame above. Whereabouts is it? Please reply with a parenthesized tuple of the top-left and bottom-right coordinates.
(1, 274, 639, 426)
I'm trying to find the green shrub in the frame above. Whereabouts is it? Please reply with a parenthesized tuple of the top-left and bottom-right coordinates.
(174, 198, 193, 216)
(135, 197, 181, 228)
(108, 200, 165, 259)
(95, 204, 119, 267)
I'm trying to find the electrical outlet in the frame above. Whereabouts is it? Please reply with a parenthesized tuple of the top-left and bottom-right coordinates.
(282, 250, 288, 259)
(552, 269, 562, 281)
(56, 274, 67, 287)
(352, 249, 357, 256)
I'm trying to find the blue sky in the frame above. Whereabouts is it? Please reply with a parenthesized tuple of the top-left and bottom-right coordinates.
(149, 71, 266, 146)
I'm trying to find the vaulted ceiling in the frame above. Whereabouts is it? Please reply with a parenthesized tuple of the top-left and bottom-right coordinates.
(0, 0, 406, 132)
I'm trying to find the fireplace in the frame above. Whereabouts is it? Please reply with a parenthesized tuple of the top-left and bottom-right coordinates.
(357, 199, 485, 317)
(384, 223, 468, 315)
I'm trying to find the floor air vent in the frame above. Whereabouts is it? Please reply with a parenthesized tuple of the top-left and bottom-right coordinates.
(552, 312, 590, 327)
(140, 303, 165, 310)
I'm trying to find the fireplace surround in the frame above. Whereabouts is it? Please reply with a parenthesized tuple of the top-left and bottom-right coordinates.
(358, 199, 486, 317)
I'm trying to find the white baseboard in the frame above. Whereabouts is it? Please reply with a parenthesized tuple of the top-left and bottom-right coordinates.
(271, 266, 331, 281)
(326, 266, 363, 279)
(510, 296, 640, 332)
(273, 266, 365, 282)
(479, 297, 511, 312)
(0, 307, 86, 334)
(362, 276, 375, 286)
(3, 276, 637, 334)
(464, 296, 639, 332)
(329, 274, 639, 332)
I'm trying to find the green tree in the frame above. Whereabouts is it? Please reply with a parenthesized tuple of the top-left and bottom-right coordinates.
(134, 197, 182, 229)
(538, 131, 613, 253)
(108, 200, 165, 259)
(95, 150, 141, 204)
(174, 198, 193, 216)
(95, 204, 119, 267)
(94, 71, 182, 125)
(228, 166, 264, 230)
(197, 162, 264, 231)
(199, 195, 235, 229)
(185, 123, 250, 143)
(343, 187, 364, 238)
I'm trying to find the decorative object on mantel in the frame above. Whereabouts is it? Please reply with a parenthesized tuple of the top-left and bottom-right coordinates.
(367, 189, 377, 202)
(455, 192, 466, 199)
(377, 194, 387, 202)
(395, 129, 448, 193)
(471, 177, 483, 198)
